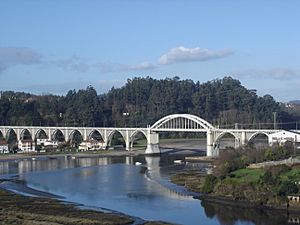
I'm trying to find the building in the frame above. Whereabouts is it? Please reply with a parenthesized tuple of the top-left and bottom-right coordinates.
(269, 130, 300, 146)
(36, 138, 59, 147)
(0, 141, 9, 153)
(18, 140, 36, 152)
(79, 140, 105, 151)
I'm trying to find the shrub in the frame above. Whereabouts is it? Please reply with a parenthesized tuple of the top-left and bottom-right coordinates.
(259, 171, 277, 186)
(202, 175, 218, 193)
(277, 180, 299, 196)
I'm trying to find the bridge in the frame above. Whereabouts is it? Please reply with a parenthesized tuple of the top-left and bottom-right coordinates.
(0, 114, 282, 156)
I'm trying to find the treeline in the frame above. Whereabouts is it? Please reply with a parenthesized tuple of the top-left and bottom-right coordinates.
(0, 76, 298, 128)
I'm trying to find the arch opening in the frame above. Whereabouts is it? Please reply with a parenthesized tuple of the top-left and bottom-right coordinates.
(130, 130, 147, 149)
(6, 129, 17, 152)
(20, 129, 32, 141)
(215, 132, 237, 150)
(0, 131, 4, 141)
(69, 130, 83, 147)
(108, 130, 125, 150)
(52, 129, 65, 142)
(248, 133, 269, 149)
(35, 129, 48, 140)
(88, 130, 104, 142)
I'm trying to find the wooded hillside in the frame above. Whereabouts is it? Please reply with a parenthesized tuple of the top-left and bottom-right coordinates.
(0, 76, 298, 129)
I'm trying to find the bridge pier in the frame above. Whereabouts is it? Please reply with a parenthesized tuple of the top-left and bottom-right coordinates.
(145, 131, 160, 154)
(206, 130, 214, 157)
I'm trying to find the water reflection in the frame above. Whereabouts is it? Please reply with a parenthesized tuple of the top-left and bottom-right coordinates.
(0, 155, 294, 225)
(0, 156, 140, 175)
(201, 200, 291, 225)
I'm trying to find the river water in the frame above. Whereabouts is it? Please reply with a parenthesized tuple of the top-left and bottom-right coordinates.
(0, 151, 293, 225)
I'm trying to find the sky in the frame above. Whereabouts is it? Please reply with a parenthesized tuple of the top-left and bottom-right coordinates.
(0, 0, 299, 102)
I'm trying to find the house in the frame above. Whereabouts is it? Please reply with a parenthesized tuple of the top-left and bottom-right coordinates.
(79, 140, 105, 151)
(268, 130, 300, 146)
(0, 141, 9, 154)
(18, 140, 36, 152)
(36, 138, 59, 147)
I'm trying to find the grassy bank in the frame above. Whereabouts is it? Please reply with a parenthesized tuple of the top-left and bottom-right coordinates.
(171, 145, 300, 211)
(170, 170, 206, 193)
(0, 187, 172, 225)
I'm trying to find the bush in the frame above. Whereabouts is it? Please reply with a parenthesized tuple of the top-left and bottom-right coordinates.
(277, 180, 298, 196)
(268, 164, 291, 177)
(259, 171, 277, 186)
(202, 175, 218, 193)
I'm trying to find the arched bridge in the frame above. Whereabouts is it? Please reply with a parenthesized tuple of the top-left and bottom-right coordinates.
(0, 114, 281, 156)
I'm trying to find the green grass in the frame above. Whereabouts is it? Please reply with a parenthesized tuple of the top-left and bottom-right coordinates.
(229, 168, 264, 183)
(133, 139, 147, 146)
(280, 168, 300, 181)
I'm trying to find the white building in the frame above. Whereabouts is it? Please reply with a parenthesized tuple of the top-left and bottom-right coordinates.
(79, 140, 104, 151)
(18, 140, 36, 152)
(0, 141, 9, 154)
(36, 138, 59, 147)
(268, 130, 300, 146)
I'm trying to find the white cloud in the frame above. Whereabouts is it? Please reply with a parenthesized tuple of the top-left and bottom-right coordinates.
(0, 47, 42, 72)
(158, 46, 234, 65)
(234, 68, 300, 80)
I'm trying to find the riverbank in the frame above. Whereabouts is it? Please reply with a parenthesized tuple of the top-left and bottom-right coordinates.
(170, 163, 300, 216)
(0, 149, 148, 162)
(0, 181, 173, 225)
(0, 138, 206, 162)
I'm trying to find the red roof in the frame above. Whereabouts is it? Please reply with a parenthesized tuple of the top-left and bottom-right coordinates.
(0, 140, 8, 145)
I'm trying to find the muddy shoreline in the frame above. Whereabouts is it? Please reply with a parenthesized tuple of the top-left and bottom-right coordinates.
(0, 177, 173, 225)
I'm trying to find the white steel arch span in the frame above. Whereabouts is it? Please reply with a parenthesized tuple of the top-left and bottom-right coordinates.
(150, 114, 214, 132)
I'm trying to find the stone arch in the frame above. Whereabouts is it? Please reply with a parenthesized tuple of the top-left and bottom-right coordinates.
(248, 132, 269, 148)
(0, 130, 4, 141)
(6, 129, 17, 144)
(214, 131, 238, 149)
(34, 129, 48, 140)
(20, 129, 33, 140)
(248, 132, 269, 143)
(68, 130, 83, 145)
(130, 129, 148, 148)
(107, 130, 126, 148)
(88, 129, 104, 141)
(52, 129, 65, 142)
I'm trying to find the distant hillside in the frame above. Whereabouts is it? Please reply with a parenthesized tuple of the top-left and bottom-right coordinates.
(289, 100, 300, 105)
(0, 76, 298, 129)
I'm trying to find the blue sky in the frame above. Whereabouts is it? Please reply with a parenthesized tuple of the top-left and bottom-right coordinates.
(0, 0, 299, 101)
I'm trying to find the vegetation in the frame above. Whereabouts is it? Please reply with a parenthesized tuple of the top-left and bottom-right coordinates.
(1, 76, 298, 131)
(198, 144, 300, 208)
(213, 143, 297, 178)
(171, 143, 300, 209)
(170, 170, 206, 193)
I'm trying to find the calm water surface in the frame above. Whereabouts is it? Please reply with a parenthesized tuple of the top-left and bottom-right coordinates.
(0, 153, 292, 225)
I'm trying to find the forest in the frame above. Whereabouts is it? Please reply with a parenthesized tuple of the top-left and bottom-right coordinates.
(0, 76, 299, 129)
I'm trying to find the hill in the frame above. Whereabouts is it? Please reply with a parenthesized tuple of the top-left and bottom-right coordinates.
(0, 76, 298, 129)
(290, 100, 300, 105)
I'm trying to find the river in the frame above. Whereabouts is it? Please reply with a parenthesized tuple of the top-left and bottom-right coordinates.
(0, 150, 293, 225)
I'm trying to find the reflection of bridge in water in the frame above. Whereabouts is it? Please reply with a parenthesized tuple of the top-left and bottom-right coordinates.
(0, 155, 195, 200)
(0, 114, 282, 156)
(144, 156, 195, 201)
